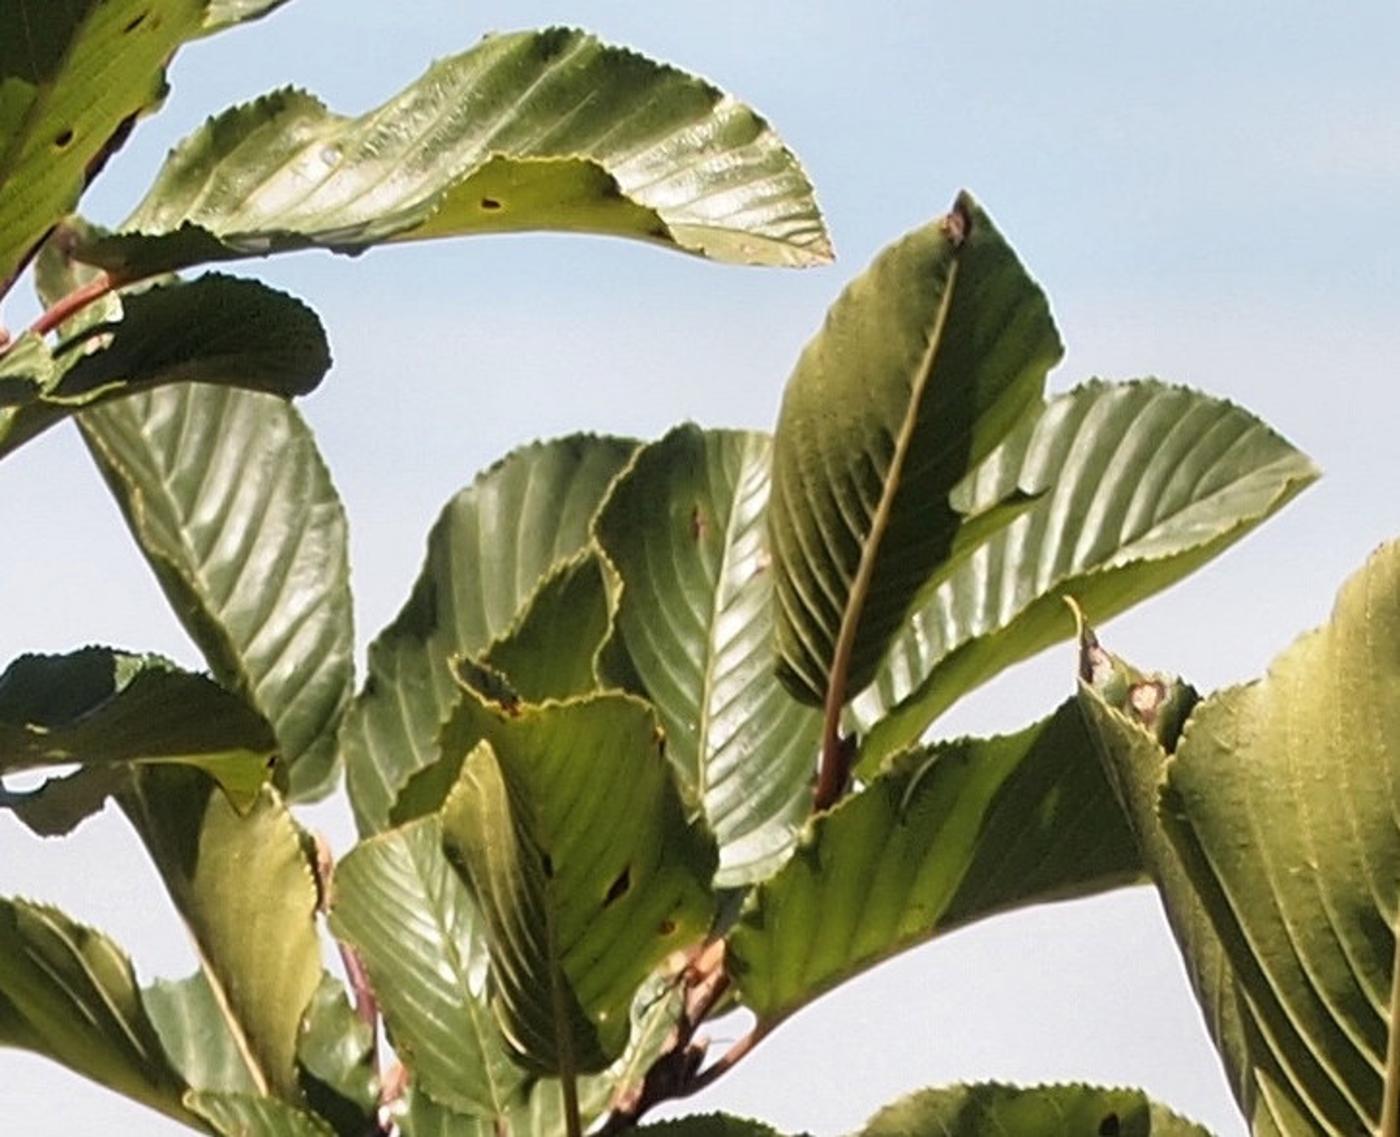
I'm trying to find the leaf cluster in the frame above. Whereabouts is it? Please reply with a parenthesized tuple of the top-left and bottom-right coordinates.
(3, 5, 1375, 1137)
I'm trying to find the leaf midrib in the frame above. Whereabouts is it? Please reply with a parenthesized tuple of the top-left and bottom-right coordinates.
(820, 252, 961, 762)
(128, 778, 270, 1097)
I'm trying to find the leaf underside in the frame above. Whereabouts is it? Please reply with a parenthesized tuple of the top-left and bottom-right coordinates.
(439, 693, 716, 1073)
(729, 699, 1140, 1025)
(1079, 543, 1400, 1134)
(768, 193, 1062, 718)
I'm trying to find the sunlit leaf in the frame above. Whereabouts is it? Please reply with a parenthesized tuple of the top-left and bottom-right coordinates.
(1082, 539, 1400, 1134)
(729, 700, 1139, 1025)
(343, 435, 636, 834)
(77, 28, 830, 278)
(81, 381, 352, 802)
(331, 816, 525, 1117)
(595, 425, 819, 885)
(189, 1092, 336, 1137)
(0, 0, 203, 289)
(854, 379, 1318, 771)
(1, 272, 330, 461)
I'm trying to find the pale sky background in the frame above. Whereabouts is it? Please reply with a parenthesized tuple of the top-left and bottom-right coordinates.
(3, 2, 1398, 1134)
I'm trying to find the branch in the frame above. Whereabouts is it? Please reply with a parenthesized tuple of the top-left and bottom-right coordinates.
(600, 939, 770, 1134)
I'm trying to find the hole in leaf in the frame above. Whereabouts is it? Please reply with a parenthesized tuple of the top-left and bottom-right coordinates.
(603, 867, 631, 908)
(480, 197, 502, 211)
(124, 11, 148, 32)
(1098, 1115, 1120, 1137)
(541, 852, 555, 879)
(54, 128, 74, 149)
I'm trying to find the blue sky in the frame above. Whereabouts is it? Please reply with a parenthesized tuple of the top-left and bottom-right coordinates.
(2, 2, 1398, 1134)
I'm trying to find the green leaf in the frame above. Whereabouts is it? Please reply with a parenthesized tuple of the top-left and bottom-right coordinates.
(331, 816, 526, 1118)
(728, 699, 1139, 1025)
(294, 977, 379, 1137)
(145, 973, 379, 1134)
(635, 1118, 795, 1137)
(142, 972, 260, 1097)
(1076, 658, 1276, 1132)
(0, 647, 275, 835)
(119, 768, 323, 1100)
(400, 969, 683, 1137)
(0, 272, 331, 461)
(77, 28, 831, 278)
(767, 194, 1061, 796)
(854, 379, 1319, 771)
(859, 1083, 1214, 1137)
(0, 0, 204, 290)
(199, 0, 292, 35)
(439, 694, 716, 1073)
(1086, 539, 1400, 1134)
(0, 897, 194, 1125)
(470, 550, 616, 708)
(342, 434, 637, 834)
(594, 425, 819, 886)
(188, 1092, 336, 1137)
(79, 381, 352, 802)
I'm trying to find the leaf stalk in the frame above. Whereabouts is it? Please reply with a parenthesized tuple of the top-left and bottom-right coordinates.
(27, 270, 116, 339)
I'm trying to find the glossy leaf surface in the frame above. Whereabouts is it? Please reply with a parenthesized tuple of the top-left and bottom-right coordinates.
(332, 817, 525, 1117)
(81, 381, 352, 802)
(595, 425, 818, 886)
(768, 195, 1061, 725)
(855, 379, 1318, 770)
(343, 435, 636, 834)
(729, 700, 1139, 1024)
(468, 551, 616, 708)
(78, 28, 831, 277)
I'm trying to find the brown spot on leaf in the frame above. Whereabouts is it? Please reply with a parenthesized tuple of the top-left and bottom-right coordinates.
(941, 196, 973, 247)
(1129, 680, 1166, 727)
(541, 852, 555, 879)
(690, 505, 709, 541)
(657, 919, 677, 936)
